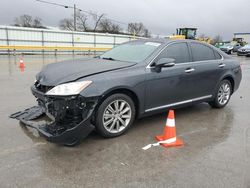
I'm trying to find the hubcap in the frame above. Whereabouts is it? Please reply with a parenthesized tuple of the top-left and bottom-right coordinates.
(217, 82, 231, 105)
(103, 99, 132, 133)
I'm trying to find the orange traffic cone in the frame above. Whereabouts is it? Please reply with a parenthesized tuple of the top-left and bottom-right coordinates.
(19, 66, 25, 72)
(155, 110, 183, 148)
(18, 57, 25, 68)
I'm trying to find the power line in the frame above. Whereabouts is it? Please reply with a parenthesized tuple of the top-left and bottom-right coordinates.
(36, 0, 128, 26)
(36, 0, 75, 9)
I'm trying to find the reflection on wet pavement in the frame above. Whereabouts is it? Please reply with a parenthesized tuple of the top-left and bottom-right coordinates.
(0, 55, 249, 188)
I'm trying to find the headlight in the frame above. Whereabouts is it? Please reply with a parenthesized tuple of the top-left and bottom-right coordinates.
(46, 81, 92, 96)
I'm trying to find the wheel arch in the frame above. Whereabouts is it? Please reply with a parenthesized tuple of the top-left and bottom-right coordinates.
(96, 87, 140, 119)
(212, 74, 235, 99)
(222, 75, 235, 93)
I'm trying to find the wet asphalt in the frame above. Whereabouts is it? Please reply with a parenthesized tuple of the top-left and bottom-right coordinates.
(0, 54, 249, 188)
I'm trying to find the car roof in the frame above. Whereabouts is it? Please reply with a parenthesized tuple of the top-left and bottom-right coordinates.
(134, 38, 207, 45)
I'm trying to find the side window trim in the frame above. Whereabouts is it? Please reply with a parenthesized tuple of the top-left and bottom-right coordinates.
(146, 41, 224, 69)
(189, 42, 218, 62)
(187, 42, 194, 62)
(213, 50, 223, 60)
(154, 42, 191, 64)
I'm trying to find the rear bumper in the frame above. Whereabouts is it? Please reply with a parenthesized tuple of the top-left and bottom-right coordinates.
(10, 85, 99, 144)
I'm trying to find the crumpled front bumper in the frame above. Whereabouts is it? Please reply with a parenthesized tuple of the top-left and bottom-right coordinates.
(10, 86, 98, 145)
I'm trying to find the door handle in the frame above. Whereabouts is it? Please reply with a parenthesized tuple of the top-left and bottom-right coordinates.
(218, 63, 226, 68)
(185, 68, 195, 73)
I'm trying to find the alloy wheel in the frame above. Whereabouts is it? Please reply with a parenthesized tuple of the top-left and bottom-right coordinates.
(102, 99, 132, 133)
(217, 82, 231, 105)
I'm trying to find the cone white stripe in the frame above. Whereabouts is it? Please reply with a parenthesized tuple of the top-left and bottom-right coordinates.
(159, 137, 176, 144)
(142, 137, 177, 150)
(166, 118, 175, 127)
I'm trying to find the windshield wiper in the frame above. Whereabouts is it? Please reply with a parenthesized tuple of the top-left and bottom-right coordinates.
(101, 57, 116, 61)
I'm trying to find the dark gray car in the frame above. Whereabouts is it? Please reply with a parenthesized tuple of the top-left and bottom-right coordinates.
(237, 44, 250, 56)
(220, 43, 242, 54)
(10, 39, 242, 145)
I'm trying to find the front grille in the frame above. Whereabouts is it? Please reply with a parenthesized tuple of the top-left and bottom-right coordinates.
(35, 81, 53, 93)
(238, 51, 247, 55)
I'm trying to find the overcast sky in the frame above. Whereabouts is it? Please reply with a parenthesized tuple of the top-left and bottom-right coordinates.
(1, 0, 250, 40)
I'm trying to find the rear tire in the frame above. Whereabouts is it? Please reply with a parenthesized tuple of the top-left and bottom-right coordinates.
(95, 93, 136, 138)
(209, 79, 232, 108)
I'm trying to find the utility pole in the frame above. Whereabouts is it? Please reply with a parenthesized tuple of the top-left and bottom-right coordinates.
(36, 0, 81, 31)
(73, 4, 76, 31)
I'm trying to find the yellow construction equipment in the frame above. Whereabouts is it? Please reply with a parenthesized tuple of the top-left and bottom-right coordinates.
(171, 28, 197, 40)
(167, 28, 213, 44)
(232, 37, 247, 46)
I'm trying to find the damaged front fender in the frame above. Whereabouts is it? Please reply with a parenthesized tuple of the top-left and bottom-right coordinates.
(10, 86, 99, 145)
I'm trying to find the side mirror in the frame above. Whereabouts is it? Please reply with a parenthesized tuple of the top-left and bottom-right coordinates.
(153, 58, 175, 72)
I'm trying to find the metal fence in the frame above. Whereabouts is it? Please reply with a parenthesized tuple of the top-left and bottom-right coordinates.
(0, 26, 142, 54)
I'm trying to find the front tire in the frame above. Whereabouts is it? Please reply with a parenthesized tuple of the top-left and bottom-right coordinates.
(95, 94, 136, 138)
(209, 80, 232, 108)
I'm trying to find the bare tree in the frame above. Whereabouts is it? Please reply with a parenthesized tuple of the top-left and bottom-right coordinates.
(14, 14, 45, 28)
(60, 12, 88, 31)
(33, 17, 43, 28)
(213, 35, 223, 44)
(127, 22, 150, 37)
(128, 22, 143, 35)
(59, 18, 74, 30)
(59, 11, 124, 34)
(199, 33, 208, 39)
(111, 24, 122, 33)
(142, 28, 151, 38)
(75, 12, 88, 31)
(98, 18, 122, 33)
(91, 13, 105, 32)
(14, 15, 33, 27)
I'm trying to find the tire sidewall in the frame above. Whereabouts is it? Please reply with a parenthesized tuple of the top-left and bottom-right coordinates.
(95, 93, 136, 137)
(214, 80, 232, 108)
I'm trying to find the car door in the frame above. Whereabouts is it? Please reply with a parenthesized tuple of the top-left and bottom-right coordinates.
(188, 42, 226, 98)
(144, 42, 198, 112)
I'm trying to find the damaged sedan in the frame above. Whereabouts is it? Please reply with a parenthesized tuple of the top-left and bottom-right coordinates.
(10, 39, 242, 146)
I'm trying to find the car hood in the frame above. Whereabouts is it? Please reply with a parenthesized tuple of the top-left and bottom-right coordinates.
(220, 45, 233, 49)
(240, 46, 250, 50)
(36, 58, 136, 86)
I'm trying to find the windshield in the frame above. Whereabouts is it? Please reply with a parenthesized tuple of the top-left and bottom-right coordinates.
(243, 44, 250, 48)
(99, 41, 162, 63)
(224, 43, 233, 47)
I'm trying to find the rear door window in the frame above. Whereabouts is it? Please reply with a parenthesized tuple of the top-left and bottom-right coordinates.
(214, 50, 222, 59)
(190, 43, 216, 61)
(156, 42, 190, 63)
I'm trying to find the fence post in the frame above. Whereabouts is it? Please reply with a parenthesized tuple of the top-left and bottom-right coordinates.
(113, 36, 116, 48)
(41, 30, 44, 55)
(5, 27, 10, 55)
(72, 32, 74, 55)
(94, 33, 96, 55)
